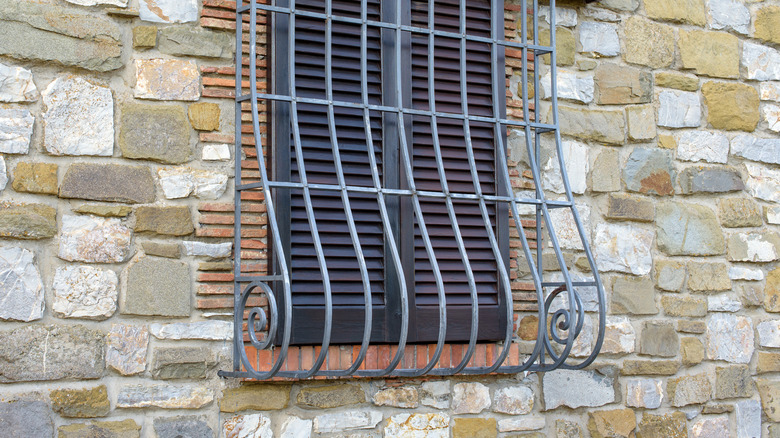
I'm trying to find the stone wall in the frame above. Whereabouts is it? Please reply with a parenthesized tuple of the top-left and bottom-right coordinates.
(0, 0, 779, 437)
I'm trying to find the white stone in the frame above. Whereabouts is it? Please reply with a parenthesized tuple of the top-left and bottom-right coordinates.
(313, 410, 382, 434)
(0, 62, 38, 102)
(602, 316, 635, 354)
(281, 417, 312, 438)
(767, 206, 780, 225)
(543, 369, 615, 409)
(708, 294, 741, 313)
(548, 204, 590, 251)
(420, 380, 450, 409)
(202, 143, 231, 161)
(0, 156, 6, 192)
(0, 246, 44, 322)
(58, 215, 132, 263)
(676, 131, 729, 164)
(579, 22, 620, 57)
(731, 134, 780, 165)
(763, 104, 780, 132)
(759, 320, 780, 348)
(735, 399, 762, 438)
(134, 59, 200, 101)
(224, 414, 272, 438)
(706, 313, 754, 364)
(139, 0, 198, 23)
(384, 413, 449, 438)
(452, 382, 490, 414)
(541, 70, 594, 104)
(760, 82, 780, 101)
(149, 321, 233, 341)
(658, 90, 701, 128)
(42, 76, 114, 157)
(182, 241, 233, 258)
(743, 41, 780, 81)
(542, 140, 589, 194)
(158, 167, 229, 200)
(497, 416, 546, 432)
(570, 313, 594, 358)
(0, 107, 34, 154)
(52, 265, 118, 320)
(730, 232, 779, 262)
(581, 7, 621, 22)
(729, 266, 764, 281)
(691, 416, 729, 438)
(593, 223, 653, 276)
(745, 163, 780, 204)
(106, 324, 148, 375)
(373, 387, 419, 408)
(116, 384, 214, 409)
(65, 0, 127, 6)
(625, 378, 663, 409)
(539, 6, 578, 27)
(707, 0, 750, 34)
(493, 385, 534, 415)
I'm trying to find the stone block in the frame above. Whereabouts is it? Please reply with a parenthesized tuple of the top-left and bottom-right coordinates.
(0, 202, 56, 240)
(679, 30, 739, 78)
(687, 261, 730, 292)
(313, 410, 382, 433)
(627, 105, 656, 141)
(655, 72, 698, 91)
(625, 378, 663, 408)
(0, 107, 33, 154)
(154, 416, 213, 438)
(142, 241, 180, 258)
(202, 143, 231, 161)
(681, 337, 704, 366)
(220, 384, 292, 412)
(12, 162, 57, 195)
(656, 202, 724, 256)
(452, 382, 491, 414)
(497, 416, 545, 433)
(579, 22, 620, 57)
(543, 369, 615, 409)
(765, 267, 780, 313)
(0, 402, 54, 437)
(280, 418, 312, 438)
(706, 314, 754, 364)
(0, 324, 105, 382)
(676, 131, 729, 164)
(715, 365, 753, 399)
(623, 148, 676, 196)
(593, 223, 653, 276)
(539, 26, 575, 66)
(754, 6, 780, 45)
(735, 399, 762, 438)
(189, 102, 221, 131)
(587, 409, 636, 438)
(667, 373, 711, 407)
(492, 385, 533, 415)
(150, 321, 233, 341)
(50, 385, 110, 418)
(73, 204, 132, 218)
(134, 59, 200, 101)
(636, 412, 687, 438)
(702, 81, 759, 131)
(224, 414, 271, 438)
(591, 149, 621, 193)
(373, 387, 419, 408)
(719, 198, 762, 228)
(611, 276, 657, 315)
(639, 321, 678, 357)
(658, 90, 701, 128)
(139, 0, 198, 23)
(644, 0, 706, 25)
(122, 256, 190, 317)
(60, 163, 155, 204)
(0, 246, 44, 321)
(541, 70, 594, 104)
(0, 62, 37, 103)
(420, 381, 450, 409)
(759, 320, 780, 348)
(117, 385, 213, 409)
(745, 163, 780, 203)
(743, 42, 780, 81)
(134, 206, 194, 236)
(728, 231, 780, 262)
(758, 352, 780, 374)
(678, 320, 706, 334)
(594, 64, 652, 105)
(159, 167, 229, 200)
(655, 260, 685, 292)
(556, 420, 584, 438)
(106, 324, 148, 376)
(622, 17, 675, 68)
(133, 25, 157, 49)
(52, 265, 118, 320)
(385, 413, 449, 437)
(119, 104, 191, 164)
(679, 166, 744, 194)
(151, 347, 217, 380)
(758, 379, 780, 421)
(452, 418, 497, 438)
(556, 106, 625, 145)
(296, 384, 365, 409)
(709, 0, 750, 34)
(661, 296, 706, 317)
(58, 215, 132, 263)
(690, 417, 729, 438)
(603, 316, 636, 354)
(606, 194, 654, 222)
(159, 27, 234, 59)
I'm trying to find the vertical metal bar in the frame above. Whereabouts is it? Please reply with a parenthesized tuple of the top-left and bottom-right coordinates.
(233, 0, 245, 373)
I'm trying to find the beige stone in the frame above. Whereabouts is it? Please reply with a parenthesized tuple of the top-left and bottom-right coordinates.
(758, 379, 780, 421)
(719, 198, 763, 228)
(758, 352, 780, 374)
(557, 106, 625, 145)
(715, 365, 753, 399)
(134, 206, 194, 236)
(679, 30, 739, 78)
(612, 276, 657, 315)
(134, 59, 200, 101)
(12, 162, 57, 195)
(623, 17, 675, 68)
(657, 135, 676, 150)
(219, 384, 292, 412)
(667, 373, 711, 406)
(595, 64, 652, 105)
(540, 26, 575, 66)
(622, 360, 680, 376)
(452, 418, 497, 438)
(591, 149, 621, 193)
(636, 412, 687, 438)
(677, 320, 706, 334)
(754, 6, 780, 45)
(680, 337, 704, 366)
(188, 102, 220, 131)
(587, 409, 636, 438)
(765, 267, 780, 313)
(296, 384, 365, 409)
(644, 0, 706, 25)
(133, 26, 157, 49)
(518, 315, 539, 341)
(73, 204, 132, 218)
(662, 296, 706, 317)
(373, 387, 419, 408)
(702, 81, 760, 131)
(687, 261, 730, 292)
(58, 420, 140, 438)
(50, 385, 110, 418)
(655, 260, 685, 292)
(655, 72, 698, 91)
(627, 105, 656, 141)
(606, 194, 654, 222)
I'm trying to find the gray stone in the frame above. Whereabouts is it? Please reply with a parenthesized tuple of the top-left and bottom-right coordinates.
(679, 166, 744, 194)
(602, 316, 636, 354)
(60, 163, 155, 204)
(452, 382, 491, 414)
(0, 106, 34, 154)
(591, 149, 621, 192)
(122, 256, 190, 317)
(281, 417, 312, 438)
(593, 223, 654, 276)
(658, 90, 701, 128)
(640, 321, 678, 357)
(667, 373, 711, 407)
(183, 241, 233, 258)
(140, 0, 198, 23)
(735, 399, 761, 438)
(623, 148, 676, 196)
(539, 6, 577, 27)
(594, 63, 652, 104)
(313, 410, 383, 433)
(706, 314, 754, 364)
(154, 416, 213, 438)
(557, 106, 625, 145)
(627, 104, 656, 141)
(611, 276, 657, 315)
(708, 0, 750, 34)
(0, 401, 54, 437)
(655, 260, 685, 292)
(543, 369, 615, 409)
(106, 324, 148, 376)
(745, 163, 780, 204)
(708, 294, 741, 313)
(158, 27, 234, 59)
(0, 62, 37, 102)
(541, 70, 593, 104)
(728, 232, 780, 262)
(759, 320, 780, 348)
(58, 215, 132, 264)
(0, 1, 122, 71)
(420, 381, 450, 409)
(117, 385, 213, 409)
(224, 414, 272, 438)
(579, 21, 620, 57)
(677, 131, 729, 163)
(743, 41, 780, 81)
(656, 202, 724, 256)
(119, 104, 191, 164)
(0, 203, 56, 240)
(690, 416, 729, 438)
(134, 206, 194, 236)
(625, 378, 663, 409)
(731, 134, 780, 165)
(151, 347, 216, 379)
(149, 321, 232, 341)
(0, 246, 44, 321)
(715, 365, 753, 399)
(0, 324, 104, 382)
(158, 167, 229, 200)
(492, 385, 533, 415)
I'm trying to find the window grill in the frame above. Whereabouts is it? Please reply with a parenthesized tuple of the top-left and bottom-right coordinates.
(220, 0, 607, 380)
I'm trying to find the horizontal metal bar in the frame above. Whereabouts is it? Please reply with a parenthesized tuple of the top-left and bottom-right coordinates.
(236, 275, 286, 282)
(541, 281, 597, 287)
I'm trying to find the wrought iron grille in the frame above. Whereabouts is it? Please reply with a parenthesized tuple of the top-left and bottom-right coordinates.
(220, 0, 607, 380)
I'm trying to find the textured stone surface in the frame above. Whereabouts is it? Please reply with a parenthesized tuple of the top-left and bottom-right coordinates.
(763, 104, 780, 132)
(52, 265, 118, 320)
(556, 106, 625, 144)
(688, 261, 730, 292)
(58, 215, 132, 263)
(768, 206, 780, 225)
(759, 320, 780, 348)
(623, 148, 676, 196)
(731, 134, 780, 165)
(159, 27, 233, 59)
(547, 204, 590, 250)
(681, 337, 705, 366)
(452, 382, 491, 414)
(539, 6, 577, 27)
(679, 167, 744, 194)
(702, 81, 759, 131)
(679, 30, 739, 78)
(661, 295, 706, 317)
(588, 409, 636, 438)
(313, 410, 382, 433)
(592, 150, 620, 193)
(0, 246, 44, 321)
(735, 399, 761, 438)
(154, 416, 213, 438)
(59, 163, 155, 204)
(65, 0, 127, 6)
(220, 384, 292, 412)
(706, 314, 754, 364)
(579, 21, 620, 57)
(728, 232, 780, 262)
(497, 416, 545, 433)
(493, 385, 533, 415)
(280, 417, 312, 438)
(715, 365, 752, 399)
(420, 381, 450, 409)
(119, 104, 191, 164)
(133, 25, 157, 49)
(766, 267, 780, 312)
(385, 413, 449, 438)
(759, 380, 780, 421)
(184, 241, 233, 258)
(150, 321, 232, 341)
(139, 0, 198, 23)
(708, 294, 741, 313)
(690, 416, 729, 438)
(625, 379, 663, 409)
(151, 347, 216, 380)
(719, 198, 763, 228)
(117, 385, 213, 409)
(745, 163, 780, 203)
(656, 202, 724, 256)
(644, 0, 705, 24)
(0, 202, 56, 240)
(594, 64, 651, 104)
(593, 223, 653, 276)
(627, 105, 656, 141)
(639, 322, 678, 357)
(12, 162, 57, 195)
(159, 167, 229, 199)
(74, 204, 132, 218)
(556, 420, 584, 438)
(622, 17, 675, 68)
(42, 76, 114, 156)
(189, 102, 221, 131)
(603, 316, 636, 354)
(0, 106, 33, 154)
(0, 1, 122, 71)
(0, 62, 37, 102)
(754, 5, 780, 44)
(0, 402, 54, 437)
(743, 41, 780, 81)
(730, 266, 764, 282)
(676, 131, 728, 163)
(543, 369, 615, 409)
(667, 373, 711, 407)
(658, 90, 701, 128)
(134, 59, 200, 101)
(541, 70, 593, 104)
(636, 412, 687, 438)
(51, 385, 110, 418)
(606, 194, 654, 222)
(622, 360, 680, 376)
(655, 72, 698, 92)
(134, 206, 194, 236)
(122, 256, 190, 317)
(106, 324, 148, 376)
(202, 143, 231, 161)
(708, 0, 750, 34)
(0, 324, 104, 382)
(297, 384, 365, 409)
(612, 276, 657, 315)
(655, 260, 685, 292)
(141, 241, 180, 258)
